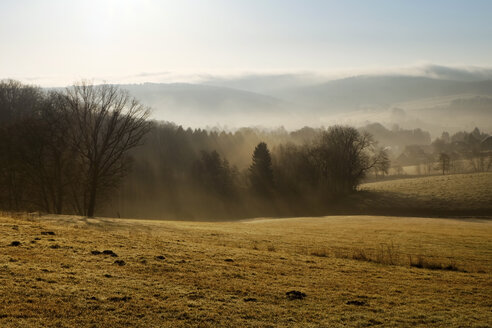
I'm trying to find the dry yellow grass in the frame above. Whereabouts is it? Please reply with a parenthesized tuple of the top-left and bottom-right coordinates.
(0, 214, 491, 327)
(360, 172, 492, 213)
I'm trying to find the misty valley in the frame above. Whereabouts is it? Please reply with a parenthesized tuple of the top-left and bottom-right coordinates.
(1, 1, 492, 327)
(1, 79, 491, 220)
(1, 75, 491, 328)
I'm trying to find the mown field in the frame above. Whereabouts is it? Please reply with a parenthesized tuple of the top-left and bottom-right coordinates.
(358, 172, 492, 215)
(0, 213, 491, 327)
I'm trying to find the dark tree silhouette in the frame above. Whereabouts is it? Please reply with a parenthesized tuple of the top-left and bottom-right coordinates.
(0, 80, 43, 210)
(63, 82, 151, 217)
(438, 152, 450, 175)
(374, 148, 390, 177)
(249, 142, 274, 195)
(311, 126, 388, 196)
(192, 150, 236, 198)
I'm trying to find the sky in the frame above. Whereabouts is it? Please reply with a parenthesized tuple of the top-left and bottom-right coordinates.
(1, 0, 492, 86)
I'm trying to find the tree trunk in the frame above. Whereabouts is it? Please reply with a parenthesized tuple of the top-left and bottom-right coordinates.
(87, 188, 97, 217)
(86, 174, 98, 218)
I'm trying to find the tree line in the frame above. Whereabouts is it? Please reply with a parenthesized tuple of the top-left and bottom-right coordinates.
(392, 127, 492, 176)
(105, 121, 389, 219)
(432, 128, 492, 174)
(1, 80, 388, 219)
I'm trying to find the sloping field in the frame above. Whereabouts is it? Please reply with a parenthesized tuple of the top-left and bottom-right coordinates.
(0, 214, 491, 327)
(359, 172, 492, 215)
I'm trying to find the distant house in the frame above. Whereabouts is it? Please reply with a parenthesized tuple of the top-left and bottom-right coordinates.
(395, 152, 410, 166)
(481, 136, 492, 151)
(395, 145, 433, 166)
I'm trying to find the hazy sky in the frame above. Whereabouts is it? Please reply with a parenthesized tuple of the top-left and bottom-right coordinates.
(1, 0, 491, 86)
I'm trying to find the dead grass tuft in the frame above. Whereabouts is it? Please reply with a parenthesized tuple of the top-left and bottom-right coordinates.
(310, 248, 329, 257)
(333, 243, 466, 272)
(408, 254, 462, 272)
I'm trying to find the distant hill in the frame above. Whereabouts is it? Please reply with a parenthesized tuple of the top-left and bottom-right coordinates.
(281, 76, 492, 112)
(117, 74, 492, 134)
(120, 83, 293, 128)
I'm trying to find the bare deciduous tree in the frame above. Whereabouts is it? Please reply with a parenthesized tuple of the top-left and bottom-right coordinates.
(311, 126, 389, 195)
(373, 148, 390, 178)
(63, 82, 151, 217)
(438, 152, 450, 175)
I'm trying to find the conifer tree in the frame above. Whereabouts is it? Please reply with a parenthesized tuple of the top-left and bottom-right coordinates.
(249, 142, 274, 195)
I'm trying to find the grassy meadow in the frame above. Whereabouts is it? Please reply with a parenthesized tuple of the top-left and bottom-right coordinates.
(358, 172, 492, 215)
(0, 213, 491, 327)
